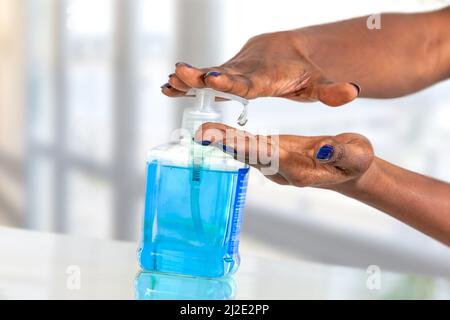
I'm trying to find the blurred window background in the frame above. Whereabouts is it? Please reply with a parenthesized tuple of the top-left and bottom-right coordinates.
(0, 0, 449, 275)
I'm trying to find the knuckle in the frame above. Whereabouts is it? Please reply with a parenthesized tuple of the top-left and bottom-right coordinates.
(336, 133, 373, 151)
(168, 77, 177, 87)
(278, 148, 290, 162)
(246, 33, 265, 44)
(336, 133, 374, 173)
(174, 64, 187, 75)
(199, 126, 223, 139)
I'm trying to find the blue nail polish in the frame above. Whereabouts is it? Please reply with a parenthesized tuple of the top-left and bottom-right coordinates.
(161, 83, 172, 89)
(176, 62, 192, 68)
(316, 145, 334, 161)
(201, 140, 211, 146)
(204, 71, 221, 78)
(219, 143, 236, 156)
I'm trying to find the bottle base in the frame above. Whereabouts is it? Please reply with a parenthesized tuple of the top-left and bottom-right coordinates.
(138, 247, 240, 279)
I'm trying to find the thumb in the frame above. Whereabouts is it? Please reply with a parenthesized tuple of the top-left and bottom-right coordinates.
(314, 133, 373, 176)
(317, 81, 360, 107)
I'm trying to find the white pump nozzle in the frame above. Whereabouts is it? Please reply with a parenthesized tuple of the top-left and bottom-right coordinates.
(181, 88, 249, 137)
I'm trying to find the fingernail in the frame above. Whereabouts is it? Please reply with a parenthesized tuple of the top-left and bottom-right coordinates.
(350, 82, 361, 95)
(218, 143, 237, 156)
(193, 139, 211, 146)
(176, 62, 192, 68)
(204, 71, 221, 78)
(316, 145, 334, 161)
(201, 140, 211, 146)
(160, 83, 172, 89)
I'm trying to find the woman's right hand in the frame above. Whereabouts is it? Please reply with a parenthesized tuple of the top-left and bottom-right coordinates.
(162, 31, 360, 107)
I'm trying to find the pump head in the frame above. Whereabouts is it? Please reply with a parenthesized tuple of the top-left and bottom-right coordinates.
(181, 88, 249, 136)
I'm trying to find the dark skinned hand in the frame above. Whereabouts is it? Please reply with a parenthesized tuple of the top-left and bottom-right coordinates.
(162, 31, 360, 107)
(195, 122, 374, 189)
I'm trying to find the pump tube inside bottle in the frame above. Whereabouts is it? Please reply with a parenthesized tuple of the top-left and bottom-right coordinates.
(185, 88, 249, 244)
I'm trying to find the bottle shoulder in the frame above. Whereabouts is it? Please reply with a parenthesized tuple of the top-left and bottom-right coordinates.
(147, 140, 247, 171)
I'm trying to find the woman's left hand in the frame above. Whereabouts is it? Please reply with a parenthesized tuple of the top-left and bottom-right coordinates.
(195, 122, 374, 190)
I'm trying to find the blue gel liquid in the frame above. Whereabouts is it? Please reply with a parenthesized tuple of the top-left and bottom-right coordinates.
(138, 161, 249, 278)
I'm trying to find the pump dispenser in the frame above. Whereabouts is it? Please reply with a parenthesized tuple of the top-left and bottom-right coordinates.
(138, 88, 250, 278)
(182, 88, 249, 136)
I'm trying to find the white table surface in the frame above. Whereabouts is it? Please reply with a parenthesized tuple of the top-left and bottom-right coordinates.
(0, 227, 448, 300)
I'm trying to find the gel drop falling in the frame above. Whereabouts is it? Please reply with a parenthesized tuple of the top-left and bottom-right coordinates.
(138, 88, 250, 278)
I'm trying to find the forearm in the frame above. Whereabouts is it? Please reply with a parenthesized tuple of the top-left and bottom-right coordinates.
(334, 158, 450, 245)
(296, 7, 450, 98)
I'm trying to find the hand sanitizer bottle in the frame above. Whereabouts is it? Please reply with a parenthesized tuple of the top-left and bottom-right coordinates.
(138, 88, 250, 278)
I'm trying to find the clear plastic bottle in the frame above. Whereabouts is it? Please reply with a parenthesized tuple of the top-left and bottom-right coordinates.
(135, 271, 235, 300)
(138, 88, 250, 278)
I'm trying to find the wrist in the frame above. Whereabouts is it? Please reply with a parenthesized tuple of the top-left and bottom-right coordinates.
(425, 7, 450, 80)
(438, 7, 450, 78)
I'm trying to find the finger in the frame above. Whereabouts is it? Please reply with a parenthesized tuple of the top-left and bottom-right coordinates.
(194, 122, 230, 144)
(161, 81, 225, 100)
(203, 72, 255, 98)
(194, 122, 285, 167)
(174, 62, 208, 88)
(277, 135, 324, 153)
(174, 61, 256, 98)
(168, 74, 190, 92)
(314, 133, 373, 175)
(160, 83, 186, 97)
(317, 81, 360, 107)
